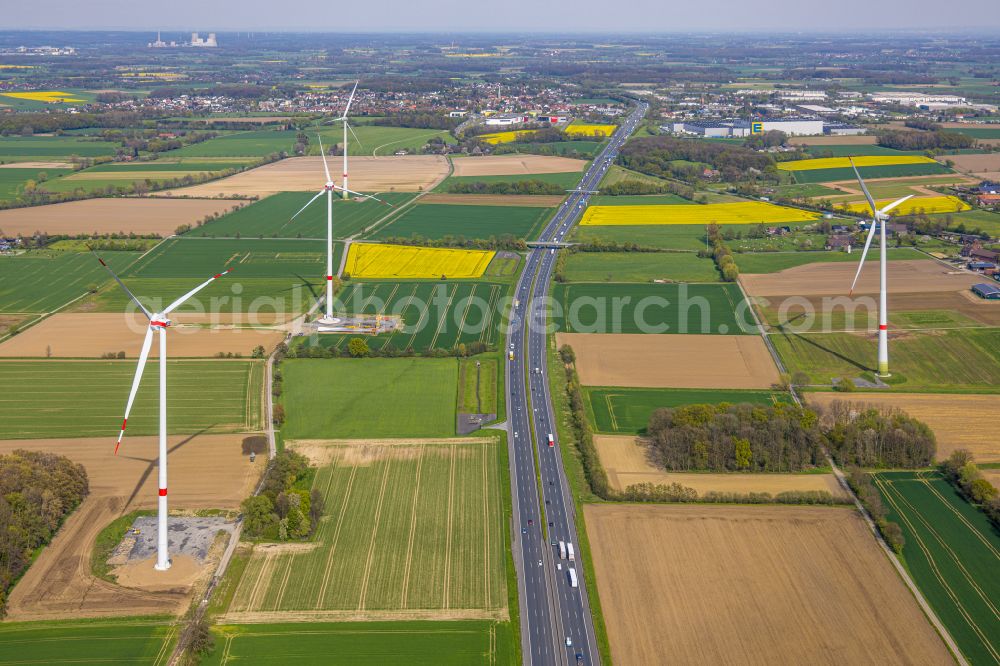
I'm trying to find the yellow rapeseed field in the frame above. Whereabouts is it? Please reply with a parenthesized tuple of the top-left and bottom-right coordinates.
(579, 202, 821, 226)
(565, 124, 617, 137)
(838, 195, 971, 216)
(777, 155, 937, 171)
(479, 129, 540, 145)
(1, 91, 85, 103)
(345, 243, 496, 279)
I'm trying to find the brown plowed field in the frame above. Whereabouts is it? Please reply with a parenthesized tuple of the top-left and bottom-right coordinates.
(417, 193, 565, 207)
(0, 312, 286, 358)
(449, 155, 585, 177)
(788, 135, 877, 146)
(807, 393, 1000, 461)
(558, 332, 780, 389)
(585, 503, 951, 666)
(154, 155, 449, 197)
(740, 259, 980, 298)
(944, 152, 1000, 175)
(595, 434, 847, 496)
(0, 160, 73, 169)
(0, 198, 245, 236)
(0, 433, 261, 620)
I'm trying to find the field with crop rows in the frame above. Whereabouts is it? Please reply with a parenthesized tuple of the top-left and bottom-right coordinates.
(0, 359, 262, 438)
(0, 618, 177, 665)
(586, 387, 790, 433)
(205, 621, 514, 666)
(126, 238, 331, 278)
(565, 123, 616, 136)
(478, 130, 541, 145)
(0, 167, 72, 200)
(280, 358, 457, 438)
(735, 247, 920, 273)
(837, 195, 970, 215)
(0, 135, 118, 159)
(344, 243, 495, 279)
(553, 282, 752, 335)
(308, 281, 507, 353)
(442, 171, 583, 191)
(372, 203, 551, 241)
(0, 249, 140, 313)
(226, 437, 506, 617)
(579, 202, 820, 226)
(790, 162, 952, 183)
(562, 251, 719, 282)
(314, 125, 455, 156)
(874, 472, 1000, 665)
(803, 145, 924, 157)
(191, 191, 414, 239)
(162, 130, 300, 158)
(777, 155, 938, 171)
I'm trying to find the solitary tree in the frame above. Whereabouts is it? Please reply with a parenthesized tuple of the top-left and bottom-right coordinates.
(348, 337, 370, 358)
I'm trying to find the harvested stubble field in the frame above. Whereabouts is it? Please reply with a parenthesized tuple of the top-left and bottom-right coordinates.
(943, 152, 1000, 177)
(449, 155, 586, 177)
(739, 259, 980, 298)
(155, 156, 450, 197)
(223, 437, 507, 621)
(584, 503, 951, 666)
(0, 433, 261, 620)
(0, 249, 140, 313)
(0, 312, 285, 358)
(0, 618, 178, 665)
(557, 332, 781, 389)
(418, 193, 567, 207)
(594, 434, 846, 496)
(308, 281, 507, 353)
(579, 202, 819, 226)
(0, 197, 245, 236)
(808, 393, 1000, 461)
(874, 472, 1000, 665)
(0, 360, 262, 439)
(344, 243, 495, 279)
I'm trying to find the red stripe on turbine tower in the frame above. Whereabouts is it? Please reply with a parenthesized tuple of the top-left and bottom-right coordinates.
(879, 324, 887, 330)
(327, 275, 334, 280)
(159, 488, 167, 496)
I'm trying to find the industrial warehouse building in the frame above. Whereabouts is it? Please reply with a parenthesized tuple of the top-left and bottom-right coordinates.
(666, 117, 826, 137)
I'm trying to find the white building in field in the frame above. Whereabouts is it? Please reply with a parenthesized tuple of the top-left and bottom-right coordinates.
(870, 91, 966, 106)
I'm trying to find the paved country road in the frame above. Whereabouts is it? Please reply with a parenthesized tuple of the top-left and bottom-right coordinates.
(505, 101, 648, 666)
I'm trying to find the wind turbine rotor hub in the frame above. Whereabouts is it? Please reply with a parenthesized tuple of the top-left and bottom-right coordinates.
(325, 182, 334, 190)
(150, 316, 171, 328)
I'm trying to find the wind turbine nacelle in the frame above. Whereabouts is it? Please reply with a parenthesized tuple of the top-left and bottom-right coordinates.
(150, 316, 172, 328)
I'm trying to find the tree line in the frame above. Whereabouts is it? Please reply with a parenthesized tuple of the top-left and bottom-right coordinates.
(941, 449, 1000, 527)
(846, 467, 906, 553)
(0, 450, 89, 616)
(701, 222, 739, 281)
(447, 179, 565, 195)
(240, 450, 323, 541)
(877, 129, 975, 151)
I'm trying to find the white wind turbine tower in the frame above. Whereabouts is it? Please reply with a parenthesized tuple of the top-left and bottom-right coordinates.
(847, 158, 913, 378)
(289, 137, 391, 324)
(337, 81, 360, 200)
(97, 254, 232, 570)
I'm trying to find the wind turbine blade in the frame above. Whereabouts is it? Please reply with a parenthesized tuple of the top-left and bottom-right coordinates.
(290, 189, 326, 221)
(92, 251, 151, 321)
(346, 122, 364, 151)
(162, 268, 234, 315)
(333, 186, 392, 206)
(342, 80, 359, 118)
(878, 194, 914, 216)
(850, 221, 878, 295)
(849, 157, 878, 218)
(116, 326, 154, 454)
(317, 134, 331, 183)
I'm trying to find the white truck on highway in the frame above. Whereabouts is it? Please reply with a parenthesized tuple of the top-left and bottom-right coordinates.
(567, 542, 575, 562)
(568, 567, 578, 588)
(558, 540, 567, 559)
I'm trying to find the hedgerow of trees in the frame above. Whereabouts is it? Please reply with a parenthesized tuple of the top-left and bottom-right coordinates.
(701, 222, 739, 281)
(447, 179, 564, 195)
(0, 450, 89, 616)
(941, 449, 1000, 527)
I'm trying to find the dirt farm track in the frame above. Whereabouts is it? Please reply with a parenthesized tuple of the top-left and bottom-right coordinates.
(0, 434, 260, 621)
(585, 504, 952, 665)
(558, 332, 781, 389)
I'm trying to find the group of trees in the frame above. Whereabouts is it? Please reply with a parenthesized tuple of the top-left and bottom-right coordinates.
(877, 129, 975, 151)
(821, 401, 937, 468)
(618, 136, 776, 184)
(447, 179, 564, 195)
(702, 222, 739, 281)
(0, 450, 89, 615)
(370, 112, 460, 130)
(941, 449, 1000, 527)
(600, 177, 695, 199)
(646, 403, 826, 473)
(240, 450, 322, 542)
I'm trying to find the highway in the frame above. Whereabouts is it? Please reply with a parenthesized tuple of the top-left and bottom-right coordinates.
(505, 100, 648, 666)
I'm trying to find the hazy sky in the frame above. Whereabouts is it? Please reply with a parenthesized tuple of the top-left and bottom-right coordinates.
(4, 0, 1000, 32)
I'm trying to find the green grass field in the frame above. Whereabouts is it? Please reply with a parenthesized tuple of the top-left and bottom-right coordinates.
(735, 248, 921, 273)
(0, 167, 72, 200)
(588, 194, 690, 206)
(459, 357, 498, 414)
(772, 183, 844, 199)
(280, 358, 457, 438)
(302, 281, 508, 352)
(938, 209, 1000, 237)
(574, 222, 817, 252)
(205, 621, 514, 666)
(0, 617, 177, 665)
(873, 472, 999, 665)
(585, 387, 791, 433)
(82, 277, 323, 315)
(553, 282, 752, 335)
(0, 135, 118, 159)
(0, 360, 262, 439)
(0, 249, 140, 313)
(802, 145, 922, 157)
(520, 140, 602, 156)
(562, 251, 719, 283)
(126, 238, 333, 278)
(791, 162, 951, 183)
(192, 192, 415, 239)
(372, 203, 552, 241)
(161, 130, 300, 158)
(441, 171, 583, 191)
(771, 328, 1000, 391)
(314, 125, 456, 157)
(85, 161, 253, 172)
(949, 127, 1000, 139)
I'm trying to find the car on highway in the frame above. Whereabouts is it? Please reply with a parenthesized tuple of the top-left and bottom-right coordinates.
(566, 637, 573, 647)
(528, 519, 533, 526)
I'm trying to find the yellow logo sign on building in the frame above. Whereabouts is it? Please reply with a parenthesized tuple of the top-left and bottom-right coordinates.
(751, 122, 763, 134)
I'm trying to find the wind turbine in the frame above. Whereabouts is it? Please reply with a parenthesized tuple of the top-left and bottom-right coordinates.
(337, 81, 360, 200)
(289, 137, 391, 324)
(847, 158, 913, 378)
(96, 254, 233, 570)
